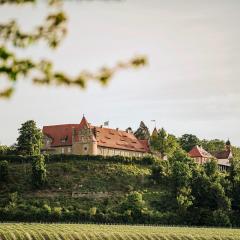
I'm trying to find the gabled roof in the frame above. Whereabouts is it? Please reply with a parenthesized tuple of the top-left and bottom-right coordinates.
(213, 149, 232, 160)
(188, 145, 213, 158)
(43, 117, 150, 153)
(79, 116, 90, 129)
(93, 126, 150, 152)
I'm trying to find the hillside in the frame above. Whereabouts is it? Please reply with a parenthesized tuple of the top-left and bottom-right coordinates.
(0, 157, 160, 218)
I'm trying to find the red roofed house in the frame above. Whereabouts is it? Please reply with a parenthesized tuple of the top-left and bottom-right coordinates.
(188, 142, 232, 171)
(42, 116, 150, 157)
(188, 145, 213, 164)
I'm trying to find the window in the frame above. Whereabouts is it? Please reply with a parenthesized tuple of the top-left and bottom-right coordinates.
(68, 147, 71, 153)
(61, 148, 65, 154)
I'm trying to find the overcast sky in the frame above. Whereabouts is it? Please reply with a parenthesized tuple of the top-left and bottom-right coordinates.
(0, 0, 240, 146)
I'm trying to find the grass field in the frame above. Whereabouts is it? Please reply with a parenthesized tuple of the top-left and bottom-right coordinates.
(0, 223, 240, 240)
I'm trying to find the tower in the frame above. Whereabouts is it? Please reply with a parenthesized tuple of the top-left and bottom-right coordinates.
(225, 139, 231, 151)
(72, 116, 98, 155)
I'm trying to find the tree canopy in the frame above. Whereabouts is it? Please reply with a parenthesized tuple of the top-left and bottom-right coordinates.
(179, 134, 200, 152)
(17, 120, 43, 155)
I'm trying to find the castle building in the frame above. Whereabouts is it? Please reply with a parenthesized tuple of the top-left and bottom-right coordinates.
(42, 116, 150, 157)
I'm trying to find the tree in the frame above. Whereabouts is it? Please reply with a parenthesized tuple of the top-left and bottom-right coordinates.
(0, 0, 146, 98)
(134, 121, 150, 140)
(0, 160, 8, 182)
(150, 128, 180, 157)
(120, 191, 147, 220)
(32, 155, 47, 188)
(228, 158, 240, 211)
(201, 139, 225, 153)
(179, 134, 200, 152)
(17, 120, 43, 155)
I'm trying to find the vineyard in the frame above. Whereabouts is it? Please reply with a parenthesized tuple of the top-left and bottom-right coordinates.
(0, 223, 240, 240)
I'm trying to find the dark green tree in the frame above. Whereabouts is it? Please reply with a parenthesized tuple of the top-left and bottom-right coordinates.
(0, 160, 8, 182)
(32, 155, 47, 189)
(228, 158, 240, 210)
(179, 134, 200, 152)
(17, 120, 43, 155)
(134, 121, 150, 140)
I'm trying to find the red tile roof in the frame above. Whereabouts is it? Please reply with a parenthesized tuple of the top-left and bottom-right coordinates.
(43, 117, 150, 153)
(188, 145, 212, 158)
(93, 127, 149, 152)
(43, 124, 78, 147)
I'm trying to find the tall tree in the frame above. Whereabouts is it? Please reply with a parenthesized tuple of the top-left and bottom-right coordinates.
(0, 0, 146, 98)
(150, 128, 180, 157)
(17, 120, 43, 155)
(179, 134, 200, 152)
(134, 121, 150, 140)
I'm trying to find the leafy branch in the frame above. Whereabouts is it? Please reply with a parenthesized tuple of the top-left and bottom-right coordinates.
(0, 0, 147, 98)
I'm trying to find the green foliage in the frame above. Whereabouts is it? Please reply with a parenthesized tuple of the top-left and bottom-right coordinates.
(201, 139, 225, 153)
(179, 134, 200, 152)
(212, 209, 231, 227)
(134, 121, 150, 140)
(17, 120, 43, 156)
(121, 191, 147, 219)
(0, 145, 16, 155)
(31, 155, 47, 188)
(0, 160, 8, 182)
(1, 151, 240, 226)
(228, 158, 240, 210)
(150, 128, 180, 157)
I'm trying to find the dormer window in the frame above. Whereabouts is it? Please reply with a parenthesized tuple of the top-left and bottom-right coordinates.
(61, 136, 68, 143)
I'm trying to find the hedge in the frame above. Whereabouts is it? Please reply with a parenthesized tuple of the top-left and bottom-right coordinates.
(0, 154, 158, 166)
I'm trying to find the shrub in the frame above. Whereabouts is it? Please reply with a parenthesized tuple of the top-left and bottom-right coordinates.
(212, 210, 231, 227)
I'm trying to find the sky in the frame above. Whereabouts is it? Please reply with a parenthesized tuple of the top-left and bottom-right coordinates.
(0, 0, 240, 146)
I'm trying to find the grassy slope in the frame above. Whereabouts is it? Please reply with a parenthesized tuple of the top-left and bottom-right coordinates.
(0, 160, 157, 210)
(1, 223, 240, 240)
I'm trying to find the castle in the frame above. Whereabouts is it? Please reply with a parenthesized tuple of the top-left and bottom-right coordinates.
(42, 116, 150, 157)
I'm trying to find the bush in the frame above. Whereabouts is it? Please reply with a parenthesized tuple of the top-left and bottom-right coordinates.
(0, 160, 9, 182)
(212, 210, 231, 227)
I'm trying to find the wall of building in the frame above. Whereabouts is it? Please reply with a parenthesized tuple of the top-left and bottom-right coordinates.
(97, 146, 145, 157)
(43, 146, 72, 155)
(72, 141, 97, 155)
